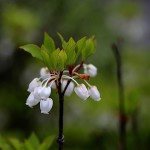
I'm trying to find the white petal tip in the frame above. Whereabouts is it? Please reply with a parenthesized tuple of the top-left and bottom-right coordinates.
(91, 75, 97, 77)
(26, 103, 33, 108)
(83, 97, 88, 101)
(95, 98, 101, 101)
(41, 111, 49, 114)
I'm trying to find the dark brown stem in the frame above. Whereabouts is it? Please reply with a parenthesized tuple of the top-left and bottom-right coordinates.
(112, 43, 126, 150)
(131, 107, 140, 150)
(74, 61, 84, 73)
(57, 71, 64, 150)
(68, 65, 74, 75)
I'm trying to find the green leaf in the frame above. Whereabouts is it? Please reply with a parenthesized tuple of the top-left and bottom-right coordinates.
(9, 138, 22, 150)
(20, 44, 43, 61)
(64, 37, 76, 65)
(27, 133, 40, 149)
(81, 37, 96, 60)
(24, 140, 34, 150)
(57, 50, 67, 71)
(38, 135, 55, 150)
(23, 133, 40, 150)
(41, 46, 51, 69)
(44, 32, 55, 53)
(49, 48, 60, 70)
(75, 36, 86, 59)
(57, 32, 66, 49)
(0, 136, 13, 150)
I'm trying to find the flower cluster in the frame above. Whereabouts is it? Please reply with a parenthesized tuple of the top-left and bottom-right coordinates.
(26, 64, 101, 114)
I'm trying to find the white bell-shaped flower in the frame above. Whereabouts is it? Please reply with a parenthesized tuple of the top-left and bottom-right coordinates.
(40, 98, 53, 114)
(28, 78, 41, 92)
(62, 80, 74, 96)
(88, 86, 101, 101)
(26, 93, 40, 108)
(74, 84, 89, 100)
(38, 86, 51, 99)
(40, 67, 50, 79)
(33, 86, 42, 100)
(83, 64, 97, 77)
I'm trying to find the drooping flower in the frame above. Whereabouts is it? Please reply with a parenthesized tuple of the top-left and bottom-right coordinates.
(40, 67, 50, 79)
(83, 64, 97, 77)
(28, 78, 41, 92)
(74, 84, 89, 100)
(40, 98, 53, 114)
(38, 86, 51, 99)
(88, 86, 101, 101)
(62, 80, 74, 96)
(33, 86, 42, 100)
(26, 93, 40, 108)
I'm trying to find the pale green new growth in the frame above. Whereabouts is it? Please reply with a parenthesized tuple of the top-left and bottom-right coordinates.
(44, 32, 55, 53)
(20, 33, 96, 71)
(0, 133, 55, 150)
(20, 44, 42, 61)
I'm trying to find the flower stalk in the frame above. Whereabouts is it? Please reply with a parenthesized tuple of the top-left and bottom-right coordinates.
(57, 71, 64, 150)
(112, 42, 126, 150)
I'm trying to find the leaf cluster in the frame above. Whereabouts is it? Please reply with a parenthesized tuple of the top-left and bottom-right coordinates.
(0, 133, 55, 150)
(20, 33, 96, 71)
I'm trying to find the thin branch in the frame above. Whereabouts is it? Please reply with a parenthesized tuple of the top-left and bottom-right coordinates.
(74, 61, 84, 73)
(112, 43, 126, 150)
(62, 79, 72, 96)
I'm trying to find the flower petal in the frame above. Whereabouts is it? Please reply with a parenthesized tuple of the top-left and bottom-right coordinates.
(40, 98, 53, 114)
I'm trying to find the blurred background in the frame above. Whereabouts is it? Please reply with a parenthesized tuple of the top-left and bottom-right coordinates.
(0, 0, 150, 149)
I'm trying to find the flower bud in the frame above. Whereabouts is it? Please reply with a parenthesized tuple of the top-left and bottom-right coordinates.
(88, 86, 101, 101)
(83, 64, 97, 77)
(62, 80, 74, 96)
(40, 98, 53, 114)
(40, 67, 50, 79)
(38, 86, 51, 99)
(26, 93, 40, 108)
(74, 84, 89, 100)
(28, 78, 41, 92)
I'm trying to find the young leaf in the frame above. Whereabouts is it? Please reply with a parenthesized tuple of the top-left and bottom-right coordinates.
(9, 138, 22, 150)
(20, 44, 43, 61)
(81, 37, 96, 60)
(57, 50, 67, 71)
(75, 36, 86, 59)
(24, 140, 35, 150)
(41, 46, 51, 69)
(64, 37, 76, 65)
(38, 135, 55, 150)
(41, 45, 48, 51)
(49, 48, 60, 70)
(0, 136, 13, 150)
(44, 32, 55, 53)
(27, 133, 40, 149)
(57, 32, 66, 49)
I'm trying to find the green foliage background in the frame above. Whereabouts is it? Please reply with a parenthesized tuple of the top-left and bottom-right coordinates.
(0, 0, 150, 149)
